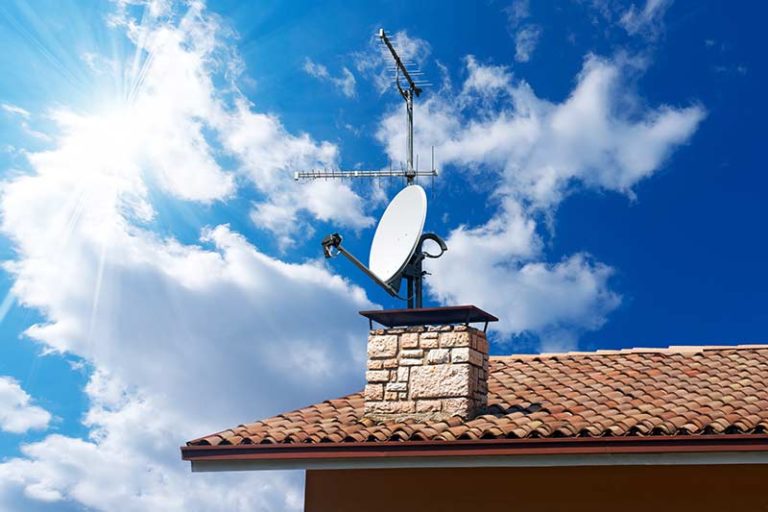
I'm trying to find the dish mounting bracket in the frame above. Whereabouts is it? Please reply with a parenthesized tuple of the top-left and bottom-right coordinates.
(322, 232, 447, 309)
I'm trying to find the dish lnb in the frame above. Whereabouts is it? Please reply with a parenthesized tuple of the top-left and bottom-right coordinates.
(321, 184, 447, 309)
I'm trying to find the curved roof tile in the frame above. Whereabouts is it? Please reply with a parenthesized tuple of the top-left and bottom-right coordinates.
(187, 345, 768, 446)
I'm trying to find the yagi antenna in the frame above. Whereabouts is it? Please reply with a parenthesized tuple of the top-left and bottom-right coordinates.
(294, 28, 437, 183)
(295, 29, 447, 309)
(380, 28, 419, 184)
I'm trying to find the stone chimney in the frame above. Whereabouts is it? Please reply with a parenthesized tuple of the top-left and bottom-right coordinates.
(364, 324, 489, 422)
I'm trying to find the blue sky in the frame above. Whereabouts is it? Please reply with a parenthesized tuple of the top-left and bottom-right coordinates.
(0, 0, 764, 510)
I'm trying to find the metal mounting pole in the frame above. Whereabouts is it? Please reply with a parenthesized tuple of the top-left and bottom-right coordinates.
(415, 259, 423, 308)
(407, 274, 415, 309)
(400, 232, 447, 309)
(406, 90, 414, 183)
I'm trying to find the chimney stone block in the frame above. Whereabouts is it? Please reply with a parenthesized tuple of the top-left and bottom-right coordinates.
(400, 333, 420, 348)
(365, 383, 384, 401)
(439, 331, 472, 348)
(365, 370, 389, 383)
(409, 364, 471, 398)
(368, 335, 398, 358)
(419, 334, 440, 349)
(426, 348, 450, 364)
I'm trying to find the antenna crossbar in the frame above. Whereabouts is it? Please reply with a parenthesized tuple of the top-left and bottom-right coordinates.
(295, 169, 438, 181)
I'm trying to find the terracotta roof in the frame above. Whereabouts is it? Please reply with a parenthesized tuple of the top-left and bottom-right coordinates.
(187, 345, 768, 447)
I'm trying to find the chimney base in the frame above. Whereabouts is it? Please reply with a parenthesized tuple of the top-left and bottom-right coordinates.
(364, 325, 489, 423)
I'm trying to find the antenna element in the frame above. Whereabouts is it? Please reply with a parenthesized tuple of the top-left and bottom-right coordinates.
(294, 28, 436, 183)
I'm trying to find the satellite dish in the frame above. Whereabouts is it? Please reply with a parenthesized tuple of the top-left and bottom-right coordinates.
(369, 185, 427, 284)
(319, 183, 445, 308)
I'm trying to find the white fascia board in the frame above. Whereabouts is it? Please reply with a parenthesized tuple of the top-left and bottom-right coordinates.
(190, 451, 768, 473)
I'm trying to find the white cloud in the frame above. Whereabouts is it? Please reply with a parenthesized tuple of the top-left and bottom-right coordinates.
(0, 377, 51, 434)
(384, 54, 706, 208)
(1, 103, 31, 118)
(109, 0, 367, 244)
(462, 56, 513, 97)
(577, 0, 672, 41)
(337, 68, 357, 98)
(303, 58, 357, 98)
(620, 0, 673, 39)
(378, 53, 705, 340)
(0, 1, 375, 510)
(0, 372, 304, 511)
(1, 103, 51, 141)
(303, 59, 330, 80)
(0, 126, 371, 507)
(515, 25, 542, 63)
(425, 199, 620, 343)
(503, 0, 541, 63)
(222, 100, 373, 247)
(505, 0, 530, 28)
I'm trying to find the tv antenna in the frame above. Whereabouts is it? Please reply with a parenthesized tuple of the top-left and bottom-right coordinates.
(294, 28, 437, 183)
(295, 29, 447, 309)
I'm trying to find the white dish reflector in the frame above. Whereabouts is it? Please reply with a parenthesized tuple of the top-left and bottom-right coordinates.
(369, 185, 427, 284)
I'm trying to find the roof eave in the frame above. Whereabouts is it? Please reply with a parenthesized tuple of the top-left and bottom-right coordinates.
(182, 434, 768, 472)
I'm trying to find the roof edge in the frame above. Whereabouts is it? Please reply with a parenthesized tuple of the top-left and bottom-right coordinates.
(493, 344, 768, 360)
(190, 450, 768, 472)
(181, 434, 768, 467)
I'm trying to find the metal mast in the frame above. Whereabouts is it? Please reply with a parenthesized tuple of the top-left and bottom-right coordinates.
(294, 28, 435, 183)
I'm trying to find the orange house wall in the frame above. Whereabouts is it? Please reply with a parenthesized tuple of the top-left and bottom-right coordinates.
(305, 464, 768, 512)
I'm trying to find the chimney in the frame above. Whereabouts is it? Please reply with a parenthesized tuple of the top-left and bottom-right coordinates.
(364, 324, 490, 422)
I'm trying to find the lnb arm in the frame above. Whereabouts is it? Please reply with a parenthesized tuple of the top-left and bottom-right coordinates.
(321, 233, 400, 298)
(420, 232, 448, 258)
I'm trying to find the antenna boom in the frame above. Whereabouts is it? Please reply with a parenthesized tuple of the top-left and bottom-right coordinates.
(378, 29, 422, 97)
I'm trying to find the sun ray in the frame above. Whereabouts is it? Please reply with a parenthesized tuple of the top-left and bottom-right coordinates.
(0, 289, 15, 327)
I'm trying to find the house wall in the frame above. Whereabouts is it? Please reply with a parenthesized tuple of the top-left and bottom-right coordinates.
(305, 464, 768, 512)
